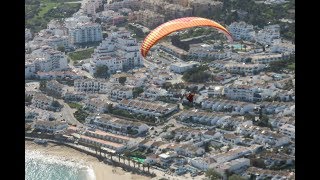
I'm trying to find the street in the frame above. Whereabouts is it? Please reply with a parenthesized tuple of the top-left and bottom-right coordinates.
(57, 99, 83, 127)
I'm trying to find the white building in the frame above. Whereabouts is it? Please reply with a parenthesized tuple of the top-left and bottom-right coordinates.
(256, 25, 280, 45)
(213, 158, 250, 178)
(228, 22, 255, 41)
(83, 0, 103, 17)
(86, 114, 149, 135)
(279, 124, 295, 141)
(143, 87, 167, 99)
(25, 62, 36, 79)
(31, 93, 54, 111)
(66, 15, 102, 44)
(116, 99, 178, 117)
(46, 80, 65, 97)
(33, 120, 68, 133)
(250, 53, 286, 64)
(36, 71, 82, 80)
(224, 85, 262, 102)
(225, 63, 266, 75)
(104, 0, 140, 11)
(271, 40, 295, 54)
(90, 30, 143, 74)
(211, 147, 252, 163)
(170, 61, 200, 74)
(25, 46, 68, 73)
(74, 79, 110, 93)
(84, 98, 109, 113)
(43, 35, 69, 50)
(110, 86, 133, 100)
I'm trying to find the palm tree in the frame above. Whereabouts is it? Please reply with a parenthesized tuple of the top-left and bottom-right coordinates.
(147, 163, 150, 173)
(244, 44, 247, 52)
(133, 160, 136, 168)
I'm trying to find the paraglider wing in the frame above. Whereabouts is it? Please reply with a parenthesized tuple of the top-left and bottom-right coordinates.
(140, 17, 233, 58)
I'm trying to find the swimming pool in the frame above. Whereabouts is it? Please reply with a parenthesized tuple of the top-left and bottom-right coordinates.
(229, 44, 244, 50)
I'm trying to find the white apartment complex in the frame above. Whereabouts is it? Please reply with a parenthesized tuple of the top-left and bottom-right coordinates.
(250, 53, 286, 64)
(66, 15, 102, 44)
(256, 25, 280, 45)
(104, 0, 140, 11)
(90, 30, 143, 74)
(46, 80, 65, 97)
(83, 0, 103, 16)
(224, 85, 262, 102)
(86, 114, 149, 135)
(224, 63, 266, 75)
(25, 46, 68, 76)
(279, 124, 295, 140)
(43, 35, 69, 50)
(116, 99, 178, 117)
(170, 61, 199, 74)
(228, 21, 255, 41)
(74, 79, 110, 93)
(33, 120, 68, 133)
(31, 93, 54, 111)
(110, 86, 133, 100)
(129, 10, 165, 29)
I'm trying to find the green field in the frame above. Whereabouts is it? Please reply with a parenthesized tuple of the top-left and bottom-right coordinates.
(68, 48, 95, 61)
(25, 0, 81, 33)
(67, 102, 83, 109)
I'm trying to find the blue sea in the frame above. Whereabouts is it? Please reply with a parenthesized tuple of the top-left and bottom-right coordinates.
(25, 150, 96, 180)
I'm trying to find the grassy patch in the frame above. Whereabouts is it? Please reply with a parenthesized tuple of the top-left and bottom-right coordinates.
(67, 102, 83, 109)
(68, 48, 95, 61)
(38, 3, 59, 17)
(287, 63, 295, 71)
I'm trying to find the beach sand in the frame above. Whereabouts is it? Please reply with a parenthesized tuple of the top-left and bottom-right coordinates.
(25, 141, 151, 180)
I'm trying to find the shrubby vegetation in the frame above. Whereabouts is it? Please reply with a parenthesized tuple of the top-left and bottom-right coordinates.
(74, 109, 89, 123)
(182, 65, 212, 83)
(94, 65, 109, 79)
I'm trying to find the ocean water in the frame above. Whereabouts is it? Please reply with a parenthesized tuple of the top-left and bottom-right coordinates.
(25, 150, 96, 180)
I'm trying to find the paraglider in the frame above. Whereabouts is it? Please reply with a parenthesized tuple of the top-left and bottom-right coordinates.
(140, 17, 233, 58)
(185, 93, 195, 103)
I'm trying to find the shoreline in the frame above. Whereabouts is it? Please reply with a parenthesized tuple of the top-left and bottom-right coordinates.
(25, 141, 151, 180)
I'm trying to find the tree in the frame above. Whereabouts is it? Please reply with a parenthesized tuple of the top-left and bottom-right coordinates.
(162, 82, 172, 90)
(25, 95, 33, 104)
(57, 46, 65, 52)
(51, 100, 61, 108)
(39, 81, 47, 91)
(94, 65, 109, 78)
(251, 158, 266, 168)
(95, 17, 102, 24)
(133, 87, 144, 98)
(205, 168, 222, 180)
(119, 76, 127, 85)
(228, 174, 246, 180)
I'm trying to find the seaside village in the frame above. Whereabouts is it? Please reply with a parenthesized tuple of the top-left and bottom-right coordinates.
(25, 0, 295, 179)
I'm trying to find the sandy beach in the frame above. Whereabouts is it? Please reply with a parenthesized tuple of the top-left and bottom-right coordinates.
(25, 141, 151, 180)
